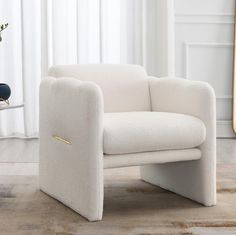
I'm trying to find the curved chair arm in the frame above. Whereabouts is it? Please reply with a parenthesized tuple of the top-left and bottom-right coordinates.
(140, 76, 216, 206)
(39, 76, 104, 221)
(148, 76, 216, 126)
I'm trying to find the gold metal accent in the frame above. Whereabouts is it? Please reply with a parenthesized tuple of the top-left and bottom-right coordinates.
(233, 4, 236, 133)
(53, 135, 71, 145)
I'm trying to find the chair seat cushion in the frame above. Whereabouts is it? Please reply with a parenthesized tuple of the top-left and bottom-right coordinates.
(103, 112, 206, 155)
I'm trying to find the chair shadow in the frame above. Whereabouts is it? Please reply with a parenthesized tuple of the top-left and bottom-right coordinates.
(103, 178, 203, 216)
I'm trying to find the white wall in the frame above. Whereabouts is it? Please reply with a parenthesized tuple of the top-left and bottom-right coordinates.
(174, 0, 235, 137)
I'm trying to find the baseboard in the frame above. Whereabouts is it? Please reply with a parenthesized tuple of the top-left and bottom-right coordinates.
(0, 163, 38, 175)
(217, 120, 236, 138)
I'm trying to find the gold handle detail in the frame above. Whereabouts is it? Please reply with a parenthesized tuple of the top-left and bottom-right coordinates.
(53, 135, 71, 145)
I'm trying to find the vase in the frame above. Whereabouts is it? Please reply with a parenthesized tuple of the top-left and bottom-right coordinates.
(0, 83, 11, 102)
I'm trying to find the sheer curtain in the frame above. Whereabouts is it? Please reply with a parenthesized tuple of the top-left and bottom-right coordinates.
(41, 0, 149, 74)
(0, 0, 174, 137)
(0, 0, 41, 137)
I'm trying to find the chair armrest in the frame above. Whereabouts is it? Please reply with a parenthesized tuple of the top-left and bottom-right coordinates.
(39, 76, 104, 221)
(149, 76, 216, 172)
(142, 77, 217, 206)
(40, 76, 104, 147)
(148, 76, 216, 126)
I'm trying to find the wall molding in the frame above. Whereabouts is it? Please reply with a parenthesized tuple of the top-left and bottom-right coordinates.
(176, 21, 234, 25)
(184, 42, 233, 102)
(175, 13, 234, 17)
(217, 96, 232, 100)
(174, 4, 235, 138)
(217, 120, 236, 138)
(175, 13, 234, 25)
(184, 42, 233, 80)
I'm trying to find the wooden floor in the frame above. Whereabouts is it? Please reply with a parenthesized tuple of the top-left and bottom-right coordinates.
(0, 139, 235, 235)
(0, 139, 38, 175)
(0, 138, 38, 163)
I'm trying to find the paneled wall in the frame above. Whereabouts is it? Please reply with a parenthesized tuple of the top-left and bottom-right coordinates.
(174, 0, 235, 137)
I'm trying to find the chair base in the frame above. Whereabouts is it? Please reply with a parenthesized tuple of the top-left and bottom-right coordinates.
(104, 148, 201, 169)
(140, 160, 216, 207)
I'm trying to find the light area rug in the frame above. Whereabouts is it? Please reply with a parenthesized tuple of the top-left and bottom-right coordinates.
(0, 164, 236, 235)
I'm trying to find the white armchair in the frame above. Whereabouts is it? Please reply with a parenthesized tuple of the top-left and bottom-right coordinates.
(39, 64, 216, 221)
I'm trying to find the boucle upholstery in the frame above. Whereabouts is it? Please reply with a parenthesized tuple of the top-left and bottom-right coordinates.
(39, 77, 104, 221)
(49, 64, 151, 112)
(103, 112, 206, 155)
(104, 148, 202, 169)
(39, 65, 216, 221)
(141, 77, 216, 207)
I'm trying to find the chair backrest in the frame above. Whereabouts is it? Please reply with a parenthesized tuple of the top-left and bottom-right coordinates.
(48, 64, 151, 113)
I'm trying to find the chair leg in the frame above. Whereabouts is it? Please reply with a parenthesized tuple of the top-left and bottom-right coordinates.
(39, 140, 104, 221)
(140, 151, 216, 206)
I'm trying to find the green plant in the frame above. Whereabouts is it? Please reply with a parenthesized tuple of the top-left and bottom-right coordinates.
(0, 23, 8, 42)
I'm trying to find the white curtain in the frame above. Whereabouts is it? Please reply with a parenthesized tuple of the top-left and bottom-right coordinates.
(0, 0, 41, 137)
(0, 0, 174, 137)
(41, 0, 148, 74)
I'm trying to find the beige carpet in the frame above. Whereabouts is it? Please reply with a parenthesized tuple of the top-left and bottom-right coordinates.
(0, 164, 236, 235)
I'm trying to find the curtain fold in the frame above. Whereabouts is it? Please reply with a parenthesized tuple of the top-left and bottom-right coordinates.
(0, 0, 41, 137)
(0, 0, 174, 137)
(42, 0, 147, 68)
